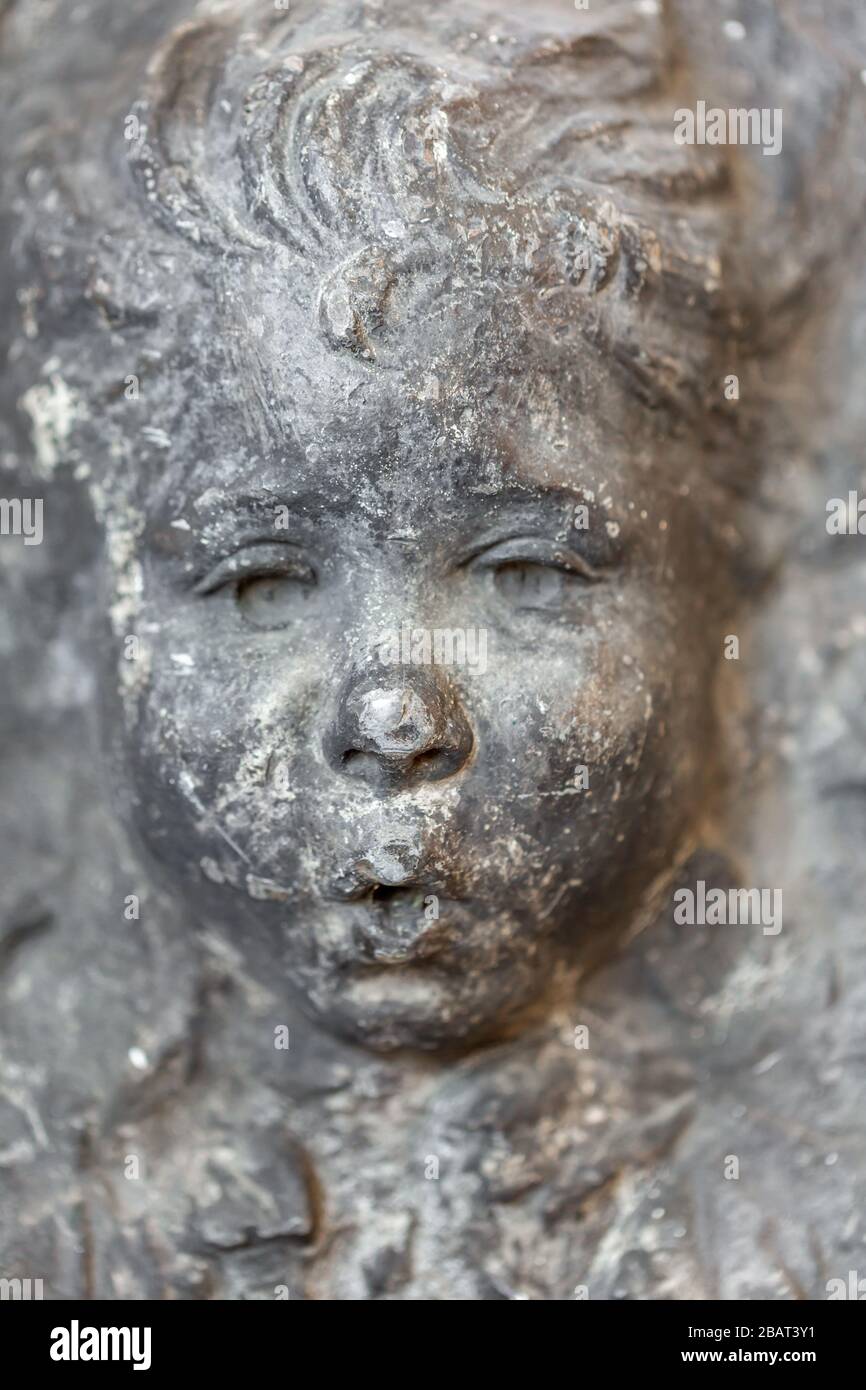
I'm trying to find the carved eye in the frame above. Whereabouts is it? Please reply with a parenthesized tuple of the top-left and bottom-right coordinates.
(493, 560, 576, 612)
(471, 537, 603, 614)
(194, 543, 316, 630)
(236, 572, 315, 630)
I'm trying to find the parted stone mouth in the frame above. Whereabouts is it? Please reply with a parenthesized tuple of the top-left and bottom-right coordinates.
(348, 884, 454, 965)
(368, 883, 424, 908)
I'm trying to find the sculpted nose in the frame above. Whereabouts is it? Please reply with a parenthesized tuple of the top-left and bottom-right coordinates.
(325, 669, 474, 790)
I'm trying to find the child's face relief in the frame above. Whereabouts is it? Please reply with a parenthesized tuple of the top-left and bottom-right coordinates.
(72, 0, 739, 1051)
(103, 292, 722, 1051)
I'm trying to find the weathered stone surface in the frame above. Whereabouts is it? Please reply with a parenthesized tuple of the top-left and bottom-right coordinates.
(1, 0, 865, 1300)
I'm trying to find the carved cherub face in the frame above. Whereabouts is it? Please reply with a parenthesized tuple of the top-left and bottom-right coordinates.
(99, 266, 726, 1052)
(68, 1, 738, 1050)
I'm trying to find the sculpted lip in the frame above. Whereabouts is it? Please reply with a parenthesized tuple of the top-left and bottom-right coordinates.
(346, 885, 454, 965)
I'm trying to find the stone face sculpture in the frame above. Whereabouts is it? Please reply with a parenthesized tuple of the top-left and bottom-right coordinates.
(2, 0, 865, 1300)
(54, 0, 745, 1055)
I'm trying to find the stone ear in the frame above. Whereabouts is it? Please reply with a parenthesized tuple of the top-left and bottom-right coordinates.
(317, 245, 398, 361)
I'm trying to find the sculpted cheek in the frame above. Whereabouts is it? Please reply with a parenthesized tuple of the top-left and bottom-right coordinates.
(519, 637, 654, 780)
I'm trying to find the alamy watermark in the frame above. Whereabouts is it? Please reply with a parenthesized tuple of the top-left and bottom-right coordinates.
(826, 492, 866, 534)
(0, 497, 43, 545)
(674, 101, 783, 157)
(377, 623, 488, 674)
(0, 1275, 44, 1299)
(673, 880, 782, 936)
(50, 1321, 151, 1371)
(826, 1271, 866, 1299)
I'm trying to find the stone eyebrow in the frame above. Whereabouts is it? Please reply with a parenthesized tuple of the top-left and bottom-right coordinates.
(450, 487, 614, 562)
(463, 484, 601, 518)
(195, 491, 321, 529)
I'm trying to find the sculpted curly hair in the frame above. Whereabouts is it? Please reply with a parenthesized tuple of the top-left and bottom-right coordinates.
(12, 0, 745, 482)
